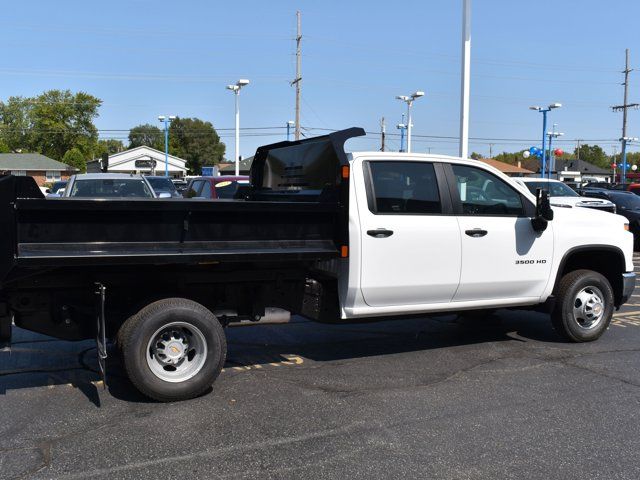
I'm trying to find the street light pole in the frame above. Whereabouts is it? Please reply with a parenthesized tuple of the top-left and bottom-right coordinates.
(396, 91, 424, 153)
(530, 103, 561, 178)
(459, 0, 471, 159)
(397, 114, 406, 152)
(158, 115, 176, 177)
(226, 79, 250, 176)
(546, 124, 564, 179)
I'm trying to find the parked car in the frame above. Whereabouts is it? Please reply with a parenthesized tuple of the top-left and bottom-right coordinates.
(63, 173, 168, 198)
(145, 176, 182, 198)
(171, 178, 189, 195)
(515, 178, 616, 213)
(581, 188, 640, 247)
(581, 182, 624, 191)
(185, 176, 250, 199)
(45, 180, 68, 197)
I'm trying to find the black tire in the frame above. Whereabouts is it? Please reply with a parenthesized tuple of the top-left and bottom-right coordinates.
(551, 269, 614, 342)
(120, 298, 226, 402)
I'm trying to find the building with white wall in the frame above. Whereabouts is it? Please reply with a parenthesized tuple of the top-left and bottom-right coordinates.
(87, 146, 187, 178)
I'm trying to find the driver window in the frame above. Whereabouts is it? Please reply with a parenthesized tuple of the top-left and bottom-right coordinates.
(452, 164, 524, 216)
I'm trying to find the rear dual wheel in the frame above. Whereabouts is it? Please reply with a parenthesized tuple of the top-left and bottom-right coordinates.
(119, 298, 226, 402)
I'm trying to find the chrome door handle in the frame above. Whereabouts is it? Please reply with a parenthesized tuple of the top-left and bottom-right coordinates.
(367, 228, 394, 238)
(465, 228, 488, 238)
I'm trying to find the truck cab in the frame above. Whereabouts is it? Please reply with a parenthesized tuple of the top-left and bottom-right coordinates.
(338, 152, 634, 320)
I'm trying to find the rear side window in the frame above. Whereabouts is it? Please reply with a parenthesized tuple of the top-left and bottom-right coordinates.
(186, 180, 204, 198)
(367, 161, 441, 214)
(200, 181, 213, 198)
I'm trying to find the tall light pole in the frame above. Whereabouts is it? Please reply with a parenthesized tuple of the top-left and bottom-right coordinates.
(226, 79, 250, 176)
(459, 0, 471, 159)
(396, 113, 407, 152)
(395, 91, 424, 153)
(529, 103, 561, 178)
(546, 124, 564, 179)
(286, 120, 294, 141)
(158, 115, 176, 177)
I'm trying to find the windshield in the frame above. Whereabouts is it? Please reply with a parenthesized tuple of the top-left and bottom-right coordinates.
(610, 193, 640, 210)
(69, 179, 155, 198)
(523, 181, 578, 197)
(215, 179, 249, 199)
(147, 177, 177, 193)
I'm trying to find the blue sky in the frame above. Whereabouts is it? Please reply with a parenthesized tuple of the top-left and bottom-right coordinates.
(1, 0, 639, 160)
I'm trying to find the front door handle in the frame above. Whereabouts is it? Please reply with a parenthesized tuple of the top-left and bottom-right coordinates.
(465, 228, 488, 238)
(367, 228, 394, 238)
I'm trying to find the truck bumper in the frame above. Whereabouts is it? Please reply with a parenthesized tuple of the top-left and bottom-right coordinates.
(620, 272, 636, 305)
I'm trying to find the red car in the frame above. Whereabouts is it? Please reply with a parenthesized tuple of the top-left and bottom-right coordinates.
(185, 176, 250, 199)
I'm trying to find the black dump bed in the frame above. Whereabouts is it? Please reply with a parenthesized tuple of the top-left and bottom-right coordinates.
(0, 128, 364, 286)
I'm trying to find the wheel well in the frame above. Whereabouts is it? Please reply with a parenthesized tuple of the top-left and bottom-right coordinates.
(557, 248, 625, 306)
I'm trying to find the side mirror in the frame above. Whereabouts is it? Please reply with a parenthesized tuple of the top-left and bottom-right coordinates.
(158, 192, 172, 199)
(532, 188, 554, 232)
(45, 188, 51, 194)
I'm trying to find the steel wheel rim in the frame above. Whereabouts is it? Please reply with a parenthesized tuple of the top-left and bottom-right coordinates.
(146, 321, 207, 383)
(572, 286, 606, 330)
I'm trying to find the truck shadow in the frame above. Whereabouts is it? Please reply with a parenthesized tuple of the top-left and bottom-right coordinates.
(0, 311, 563, 405)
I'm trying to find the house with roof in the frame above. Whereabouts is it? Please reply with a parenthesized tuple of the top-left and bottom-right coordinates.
(86, 146, 188, 178)
(217, 156, 253, 176)
(478, 158, 533, 177)
(0, 153, 77, 186)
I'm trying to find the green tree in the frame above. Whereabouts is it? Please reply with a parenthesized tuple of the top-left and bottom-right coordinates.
(96, 139, 125, 156)
(0, 95, 34, 152)
(168, 117, 225, 174)
(28, 90, 101, 160)
(128, 124, 164, 150)
(493, 151, 527, 165)
(574, 144, 608, 169)
(0, 139, 10, 153)
(62, 147, 87, 173)
(469, 152, 483, 160)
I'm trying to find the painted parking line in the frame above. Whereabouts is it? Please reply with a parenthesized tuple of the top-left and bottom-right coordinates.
(613, 310, 640, 317)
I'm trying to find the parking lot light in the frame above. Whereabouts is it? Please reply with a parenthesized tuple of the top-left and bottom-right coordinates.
(227, 79, 250, 176)
(158, 115, 176, 177)
(396, 91, 425, 153)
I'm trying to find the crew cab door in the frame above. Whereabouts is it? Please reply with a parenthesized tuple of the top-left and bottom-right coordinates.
(357, 160, 461, 307)
(446, 163, 553, 302)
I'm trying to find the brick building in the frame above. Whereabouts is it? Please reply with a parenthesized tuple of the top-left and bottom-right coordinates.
(0, 153, 77, 186)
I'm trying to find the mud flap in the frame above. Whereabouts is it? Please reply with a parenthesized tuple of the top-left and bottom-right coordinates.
(94, 282, 107, 388)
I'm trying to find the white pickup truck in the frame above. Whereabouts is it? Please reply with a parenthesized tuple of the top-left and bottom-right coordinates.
(0, 128, 635, 401)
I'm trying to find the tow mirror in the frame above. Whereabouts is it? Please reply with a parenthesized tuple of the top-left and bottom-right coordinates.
(532, 188, 554, 232)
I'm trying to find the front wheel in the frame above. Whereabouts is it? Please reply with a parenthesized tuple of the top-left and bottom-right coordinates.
(551, 269, 614, 342)
(119, 298, 227, 402)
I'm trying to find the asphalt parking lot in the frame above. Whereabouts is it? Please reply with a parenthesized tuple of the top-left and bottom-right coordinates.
(2, 258, 640, 479)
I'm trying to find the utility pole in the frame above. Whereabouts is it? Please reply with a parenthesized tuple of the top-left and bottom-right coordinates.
(612, 48, 639, 185)
(380, 117, 386, 151)
(576, 139, 581, 161)
(489, 143, 494, 158)
(291, 11, 302, 141)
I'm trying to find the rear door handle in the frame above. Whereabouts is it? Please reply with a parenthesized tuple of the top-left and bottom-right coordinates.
(367, 228, 394, 238)
(465, 228, 488, 238)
